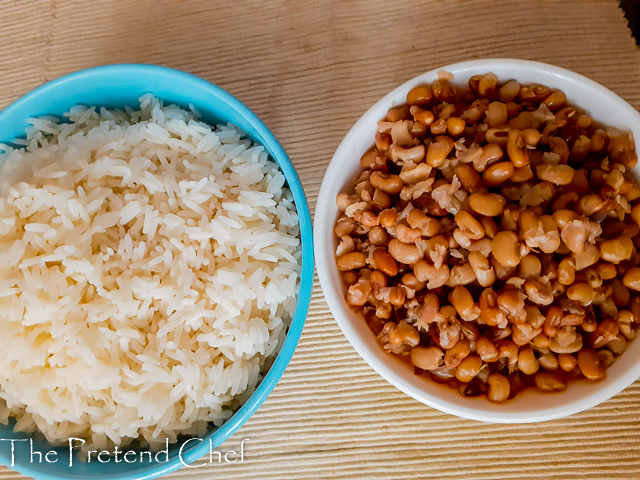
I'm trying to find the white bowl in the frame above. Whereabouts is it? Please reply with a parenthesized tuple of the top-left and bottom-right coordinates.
(314, 58, 640, 423)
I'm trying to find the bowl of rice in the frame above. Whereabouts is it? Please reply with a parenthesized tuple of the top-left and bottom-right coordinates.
(0, 64, 313, 479)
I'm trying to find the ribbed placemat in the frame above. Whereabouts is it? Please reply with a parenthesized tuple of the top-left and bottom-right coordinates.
(1, 1, 640, 479)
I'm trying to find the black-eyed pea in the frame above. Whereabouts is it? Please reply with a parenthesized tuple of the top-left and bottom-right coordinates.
(510, 164, 534, 183)
(576, 114, 592, 129)
(543, 90, 567, 111)
(372, 189, 391, 210)
(560, 218, 591, 254)
(478, 288, 506, 326)
(468, 75, 482, 92)
(573, 244, 601, 270)
(520, 181, 557, 207)
(371, 248, 398, 276)
(444, 338, 471, 368)
(558, 353, 578, 372)
(388, 320, 420, 351)
(480, 217, 500, 239)
(395, 224, 422, 244)
(486, 126, 512, 147)
(597, 262, 618, 281)
(599, 236, 633, 264)
(455, 211, 485, 240)
(346, 278, 372, 306)
(534, 372, 567, 392)
(491, 231, 521, 267)
(554, 107, 576, 128)
(455, 164, 484, 193)
(371, 270, 387, 290)
(499, 80, 521, 102)
(566, 283, 595, 306)
(336, 193, 360, 212)
(557, 257, 576, 286)
(512, 324, 540, 346)
(479, 143, 504, 170)
(577, 348, 606, 380)
(469, 192, 506, 217)
(520, 83, 551, 102)
(370, 171, 403, 194)
(430, 118, 447, 135)
(407, 85, 434, 106)
(446, 263, 477, 288)
(411, 106, 435, 126)
(536, 164, 575, 186)
(449, 286, 481, 321)
(581, 315, 598, 333)
(590, 129, 609, 152)
(532, 332, 550, 349)
(487, 373, 510, 403)
(477, 336, 499, 362)
(432, 78, 456, 102)
(388, 239, 422, 265)
(623, 267, 640, 291)
(496, 340, 518, 366)
(518, 345, 539, 375)
(543, 306, 563, 338)
(505, 101, 520, 118)
(549, 136, 570, 163)
(410, 346, 444, 370)
(414, 260, 450, 289)
(607, 334, 627, 355)
(337, 252, 367, 271)
(361, 210, 379, 227)
(570, 135, 592, 162)
(507, 372, 527, 399)
(334, 216, 355, 237)
(426, 135, 455, 167)
(506, 129, 529, 167)
(386, 104, 411, 122)
(549, 329, 583, 354)
(538, 352, 559, 371)
(468, 251, 496, 287)
(447, 117, 466, 136)
(478, 73, 498, 98)
(375, 131, 392, 152)
(401, 272, 425, 291)
(523, 278, 553, 305)
(378, 208, 397, 229)
(455, 354, 483, 383)
(611, 279, 630, 307)
(368, 225, 390, 247)
(487, 102, 508, 128)
(360, 149, 387, 170)
(521, 128, 542, 147)
(483, 161, 514, 187)
(342, 271, 359, 288)
(597, 349, 616, 369)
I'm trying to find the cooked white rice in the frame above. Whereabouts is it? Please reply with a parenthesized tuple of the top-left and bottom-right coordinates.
(0, 95, 301, 451)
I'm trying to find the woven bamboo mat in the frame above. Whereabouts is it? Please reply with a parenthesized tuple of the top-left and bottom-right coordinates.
(1, 0, 640, 478)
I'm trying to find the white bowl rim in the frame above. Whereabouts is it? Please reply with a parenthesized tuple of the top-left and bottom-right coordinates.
(314, 58, 640, 423)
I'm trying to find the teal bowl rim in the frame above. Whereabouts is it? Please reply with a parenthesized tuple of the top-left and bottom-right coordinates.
(0, 64, 314, 480)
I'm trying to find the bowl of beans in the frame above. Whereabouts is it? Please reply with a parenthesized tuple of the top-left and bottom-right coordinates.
(314, 59, 640, 423)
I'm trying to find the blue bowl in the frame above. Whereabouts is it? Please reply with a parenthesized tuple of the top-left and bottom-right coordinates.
(0, 64, 314, 480)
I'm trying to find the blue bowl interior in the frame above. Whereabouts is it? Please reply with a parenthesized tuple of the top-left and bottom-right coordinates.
(0, 65, 313, 480)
